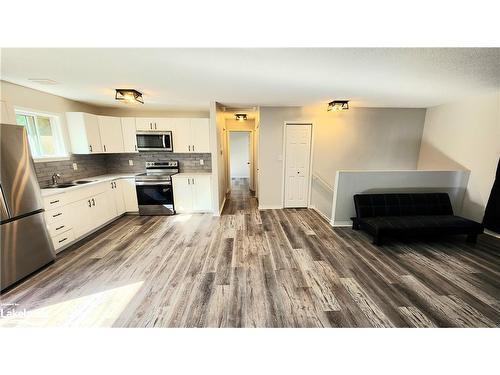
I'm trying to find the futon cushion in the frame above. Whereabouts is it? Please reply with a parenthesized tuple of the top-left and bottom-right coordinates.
(354, 193, 454, 218)
(358, 215, 483, 236)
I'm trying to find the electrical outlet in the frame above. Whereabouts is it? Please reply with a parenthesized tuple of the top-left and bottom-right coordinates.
(72, 163, 78, 171)
(200, 159, 204, 165)
(128, 160, 134, 166)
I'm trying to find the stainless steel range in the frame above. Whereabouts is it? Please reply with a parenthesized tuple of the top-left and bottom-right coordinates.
(135, 161, 179, 215)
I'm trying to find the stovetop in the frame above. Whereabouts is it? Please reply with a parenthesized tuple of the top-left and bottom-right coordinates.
(135, 161, 179, 182)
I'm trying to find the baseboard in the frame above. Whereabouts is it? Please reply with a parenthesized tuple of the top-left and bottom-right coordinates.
(484, 229, 500, 239)
(309, 205, 331, 223)
(330, 220, 352, 227)
(258, 204, 283, 210)
(215, 196, 227, 216)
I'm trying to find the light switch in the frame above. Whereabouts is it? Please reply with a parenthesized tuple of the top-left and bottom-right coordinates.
(128, 160, 134, 166)
(72, 163, 78, 170)
(200, 159, 204, 165)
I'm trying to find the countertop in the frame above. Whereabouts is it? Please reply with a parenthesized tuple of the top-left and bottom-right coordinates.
(172, 172, 212, 177)
(40, 173, 138, 197)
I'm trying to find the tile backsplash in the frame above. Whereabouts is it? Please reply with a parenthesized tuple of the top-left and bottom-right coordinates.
(34, 154, 108, 187)
(34, 152, 212, 187)
(105, 152, 212, 174)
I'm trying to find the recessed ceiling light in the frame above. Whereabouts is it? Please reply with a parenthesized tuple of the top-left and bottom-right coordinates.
(327, 100, 349, 112)
(115, 89, 144, 104)
(28, 78, 59, 85)
(235, 113, 247, 121)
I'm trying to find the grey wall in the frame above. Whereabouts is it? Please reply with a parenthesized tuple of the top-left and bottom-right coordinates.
(258, 105, 427, 214)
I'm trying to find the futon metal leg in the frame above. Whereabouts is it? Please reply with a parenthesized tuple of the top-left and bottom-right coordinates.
(466, 234, 478, 243)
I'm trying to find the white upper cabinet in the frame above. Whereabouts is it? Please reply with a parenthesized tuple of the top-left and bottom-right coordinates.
(66, 112, 103, 154)
(172, 118, 191, 152)
(98, 116, 124, 153)
(136, 118, 158, 131)
(190, 118, 210, 153)
(172, 118, 210, 153)
(121, 117, 138, 153)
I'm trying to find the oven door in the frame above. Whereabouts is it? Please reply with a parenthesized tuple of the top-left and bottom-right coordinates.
(135, 182, 175, 215)
(136, 132, 173, 152)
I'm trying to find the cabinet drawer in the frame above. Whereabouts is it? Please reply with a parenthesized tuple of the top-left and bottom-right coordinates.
(52, 229, 75, 252)
(43, 195, 66, 210)
(48, 220, 73, 237)
(45, 206, 67, 224)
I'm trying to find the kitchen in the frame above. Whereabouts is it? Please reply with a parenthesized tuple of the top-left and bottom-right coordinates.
(1, 104, 214, 291)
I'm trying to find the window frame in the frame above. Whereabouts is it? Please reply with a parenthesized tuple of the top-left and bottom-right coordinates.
(14, 108, 70, 162)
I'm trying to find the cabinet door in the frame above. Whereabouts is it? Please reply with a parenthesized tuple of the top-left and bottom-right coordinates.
(112, 180, 126, 215)
(156, 118, 176, 131)
(172, 118, 191, 153)
(67, 112, 103, 153)
(98, 116, 124, 153)
(172, 176, 193, 213)
(92, 192, 114, 227)
(122, 178, 139, 212)
(136, 118, 156, 131)
(192, 175, 212, 212)
(121, 118, 138, 153)
(67, 198, 93, 238)
(190, 118, 210, 153)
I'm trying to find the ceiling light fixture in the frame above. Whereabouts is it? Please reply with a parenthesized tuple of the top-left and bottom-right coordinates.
(235, 113, 247, 121)
(115, 89, 144, 104)
(327, 100, 349, 112)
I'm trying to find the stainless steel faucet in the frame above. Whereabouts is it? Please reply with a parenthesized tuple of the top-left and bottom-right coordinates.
(51, 173, 61, 186)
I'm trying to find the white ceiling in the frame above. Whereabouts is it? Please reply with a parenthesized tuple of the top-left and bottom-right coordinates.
(1, 48, 499, 110)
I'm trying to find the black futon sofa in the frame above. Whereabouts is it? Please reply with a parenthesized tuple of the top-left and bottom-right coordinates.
(351, 193, 484, 245)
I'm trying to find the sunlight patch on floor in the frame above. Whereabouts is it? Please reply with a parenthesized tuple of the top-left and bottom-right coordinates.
(0, 281, 143, 328)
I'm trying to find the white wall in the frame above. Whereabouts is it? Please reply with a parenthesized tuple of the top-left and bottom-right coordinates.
(229, 132, 250, 178)
(258, 105, 426, 212)
(210, 101, 227, 215)
(418, 90, 500, 222)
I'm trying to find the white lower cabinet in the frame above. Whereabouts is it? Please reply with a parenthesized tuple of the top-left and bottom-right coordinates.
(121, 178, 139, 212)
(108, 180, 126, 216)
(172, 174, 212, 213)
(43, 178, 138, 253)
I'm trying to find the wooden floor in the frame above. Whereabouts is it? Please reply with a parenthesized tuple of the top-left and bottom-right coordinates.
(1, 177, 499, 327)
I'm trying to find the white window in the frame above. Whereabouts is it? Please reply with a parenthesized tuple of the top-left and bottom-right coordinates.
(15, 110, 68, 160)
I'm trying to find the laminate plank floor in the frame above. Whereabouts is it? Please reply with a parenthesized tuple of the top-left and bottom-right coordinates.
(1, 177, 499, 327)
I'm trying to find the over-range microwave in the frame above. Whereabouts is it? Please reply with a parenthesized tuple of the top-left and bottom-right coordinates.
(136, 131, 173, 152)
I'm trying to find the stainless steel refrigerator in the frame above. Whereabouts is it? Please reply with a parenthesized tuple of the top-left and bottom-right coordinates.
(1, 123, 55, 291)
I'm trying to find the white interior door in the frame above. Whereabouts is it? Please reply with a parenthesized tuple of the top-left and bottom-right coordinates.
(284, 124, 312, 208)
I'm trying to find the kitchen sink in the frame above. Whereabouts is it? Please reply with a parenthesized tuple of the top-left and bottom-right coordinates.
(47, 183, 77, 188)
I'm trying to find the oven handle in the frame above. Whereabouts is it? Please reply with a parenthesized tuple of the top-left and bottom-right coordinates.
(135, 181, 172, 186)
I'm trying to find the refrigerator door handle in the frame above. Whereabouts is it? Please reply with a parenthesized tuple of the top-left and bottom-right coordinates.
(0, 184, 11, 221)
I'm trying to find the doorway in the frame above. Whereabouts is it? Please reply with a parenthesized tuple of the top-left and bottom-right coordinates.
(228, 130, 253, 194)
(283, 123, 313, 208)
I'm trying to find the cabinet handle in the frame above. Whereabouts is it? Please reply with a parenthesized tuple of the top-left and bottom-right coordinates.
(135, 144, 137, 151)
(104, 145, 107, 152)
(150, 123, 152, 130)
(188, 145, 191, 151)
(88, 200, 91, 207)
(89, 145, 93, 152)
(192, 178, 195, 185)
(92, 198, 95, 206)
(58, 237, 68, 243)
(111, 182, 113, 189)
(49, 199, 59, 204)
(155, 123, 157, 130)
(188, 178, 190, 185)
(52, 212, 62, 218)
(56, 225, 65, 231)
(192, 145, 195, 152)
